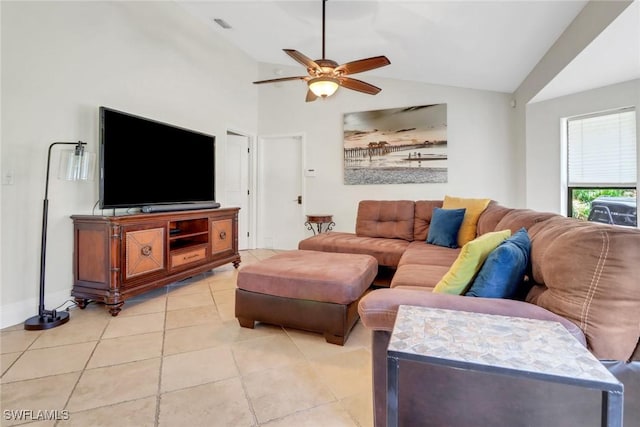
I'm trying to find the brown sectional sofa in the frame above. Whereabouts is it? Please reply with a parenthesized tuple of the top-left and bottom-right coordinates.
(298, 199, 640, 427)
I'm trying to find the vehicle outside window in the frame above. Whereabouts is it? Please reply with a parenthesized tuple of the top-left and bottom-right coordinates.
(588, 196, 637, 227)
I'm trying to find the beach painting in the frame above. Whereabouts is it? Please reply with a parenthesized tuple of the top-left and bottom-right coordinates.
(343, 104, 447, 185)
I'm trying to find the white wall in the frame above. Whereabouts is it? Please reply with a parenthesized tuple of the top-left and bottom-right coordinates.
(256, 62, 516, 232)
(525, 79, 640, 212)
(512, 0, 633, 208)
(0, 1, 258, 327)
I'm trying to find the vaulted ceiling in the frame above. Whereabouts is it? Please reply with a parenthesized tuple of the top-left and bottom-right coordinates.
(178, 0, 638, 100)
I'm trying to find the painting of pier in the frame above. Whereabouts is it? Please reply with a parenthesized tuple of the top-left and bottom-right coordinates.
(343, 104, 447, 185)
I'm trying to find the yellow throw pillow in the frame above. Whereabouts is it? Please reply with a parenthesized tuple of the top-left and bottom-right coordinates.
(433, 229, 511, 295)
(442, 195, 491, 246)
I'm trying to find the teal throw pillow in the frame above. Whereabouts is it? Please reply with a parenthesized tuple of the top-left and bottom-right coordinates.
(465, 228, 531, 298)
(426, 208, 466, 249)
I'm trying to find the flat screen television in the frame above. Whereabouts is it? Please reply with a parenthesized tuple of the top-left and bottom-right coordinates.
(99, 107, 216, 209)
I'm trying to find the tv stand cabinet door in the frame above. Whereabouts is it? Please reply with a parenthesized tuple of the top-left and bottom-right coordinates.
(123, 225, 167, 281)
(211, 219, 233, 254)
(72, 218, 123, 310)
(72, 220, 112, 292)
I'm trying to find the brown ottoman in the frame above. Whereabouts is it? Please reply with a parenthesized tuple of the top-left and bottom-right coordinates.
(235, 250, 378, 345)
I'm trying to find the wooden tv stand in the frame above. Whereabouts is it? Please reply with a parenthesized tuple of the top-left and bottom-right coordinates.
(71, 207, 240, 316)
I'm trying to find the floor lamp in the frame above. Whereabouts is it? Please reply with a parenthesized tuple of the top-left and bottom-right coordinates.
(24, 141, 94, 330)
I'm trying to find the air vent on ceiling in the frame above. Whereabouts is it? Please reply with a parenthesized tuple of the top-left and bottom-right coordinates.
(213, 18, 232, 29)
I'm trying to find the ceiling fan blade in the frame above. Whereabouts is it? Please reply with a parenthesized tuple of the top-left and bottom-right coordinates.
(253, 76, 307, 84)
(284, 49, 321, 72)
(339, 77, 382, 95)
(305, 89, 318, 103)
(335, 56, 390, 75)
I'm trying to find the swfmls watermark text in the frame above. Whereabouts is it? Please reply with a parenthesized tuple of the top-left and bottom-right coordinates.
(3, 409, 70, 422)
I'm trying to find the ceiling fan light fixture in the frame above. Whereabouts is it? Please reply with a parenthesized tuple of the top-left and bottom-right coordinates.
(308, 77, 339, 98)
(252, 0, 389, 102)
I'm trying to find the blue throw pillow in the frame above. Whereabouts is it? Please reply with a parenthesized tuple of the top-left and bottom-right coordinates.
(426, 208, 466, 248)
(465, 228, 531, 298)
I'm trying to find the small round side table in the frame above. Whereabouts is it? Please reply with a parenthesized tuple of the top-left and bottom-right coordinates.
(305, 214, 335, 235)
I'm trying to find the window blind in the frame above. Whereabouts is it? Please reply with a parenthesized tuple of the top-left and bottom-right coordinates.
(568, 109, 636, 186)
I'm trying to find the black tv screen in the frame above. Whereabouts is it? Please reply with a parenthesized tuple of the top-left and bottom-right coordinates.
(99, 107, 215, 209)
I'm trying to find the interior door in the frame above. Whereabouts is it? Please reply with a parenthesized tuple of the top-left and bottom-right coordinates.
(224, 132, 250, 250)
(258, 135, 304, 249)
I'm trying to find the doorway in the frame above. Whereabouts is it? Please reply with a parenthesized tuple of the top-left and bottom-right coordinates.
(224, 131, 253, 250)
(257, 134, 305, 249)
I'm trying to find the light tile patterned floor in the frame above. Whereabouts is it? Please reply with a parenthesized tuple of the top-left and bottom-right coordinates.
(0, 250, 373, 427)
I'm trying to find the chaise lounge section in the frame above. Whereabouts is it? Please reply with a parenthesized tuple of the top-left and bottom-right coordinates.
(300, 200, 417, 285)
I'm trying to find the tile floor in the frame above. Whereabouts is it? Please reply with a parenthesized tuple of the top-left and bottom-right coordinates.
(0, 249, 374, 427)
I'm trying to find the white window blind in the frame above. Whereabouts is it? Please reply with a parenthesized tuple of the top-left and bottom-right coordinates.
(568, 109, 636, 186)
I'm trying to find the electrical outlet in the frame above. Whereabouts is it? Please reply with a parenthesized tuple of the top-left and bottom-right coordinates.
(2, 170, 15, 185)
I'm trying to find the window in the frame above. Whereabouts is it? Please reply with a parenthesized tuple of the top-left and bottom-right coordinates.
(566, 108, 637, 227)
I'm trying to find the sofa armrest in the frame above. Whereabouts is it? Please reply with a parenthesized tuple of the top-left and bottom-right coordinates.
(357, 288, 586, 346)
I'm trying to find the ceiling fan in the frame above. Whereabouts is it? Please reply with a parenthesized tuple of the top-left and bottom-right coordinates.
(252, 0, 391, 102)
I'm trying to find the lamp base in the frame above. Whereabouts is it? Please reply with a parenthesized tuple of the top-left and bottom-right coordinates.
(24, 310, 70, 330)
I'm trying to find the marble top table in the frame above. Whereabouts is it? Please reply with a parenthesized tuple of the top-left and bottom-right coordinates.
(386, 305, 624, 427)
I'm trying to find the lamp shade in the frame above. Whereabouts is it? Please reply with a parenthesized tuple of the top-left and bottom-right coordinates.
(308, 77, 339, 98)
(58, 146, 95, 181)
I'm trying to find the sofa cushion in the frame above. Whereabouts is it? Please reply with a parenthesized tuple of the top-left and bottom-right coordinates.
(527, 216, 640, 361)
(390, 264, 450, 289)
(495, 209, 559, 234)
(413, 200, 444, 241)
(298, 232, 410, 267)
(466, 228, 531, 298)
(442, 195, 491, 246)
(476, 202, 513, 236)
(398, 241, 461, 268)
(433, 229, 511, 295)
(426, 208, 466, 248)
(355, 200, 415, 241)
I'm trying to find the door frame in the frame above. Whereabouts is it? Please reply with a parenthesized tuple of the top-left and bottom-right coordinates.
(225, 127, 257, 249)
(256, 133, 306, 249)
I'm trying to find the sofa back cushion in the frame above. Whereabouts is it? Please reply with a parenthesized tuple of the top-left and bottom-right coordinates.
(414, 200, 444, 241)
(495, 209, 559, 234)
(527, 216, 640, 361)
(356, 200, 416, 241)
(476, 203, 513, 236)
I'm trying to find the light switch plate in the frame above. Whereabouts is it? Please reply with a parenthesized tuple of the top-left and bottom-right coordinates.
(2, 170, 15, 185)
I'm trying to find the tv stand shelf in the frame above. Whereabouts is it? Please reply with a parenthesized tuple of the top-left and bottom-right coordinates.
(71, 207, 240, 315)
(170, 237, 208, 251)
(169, 218, 209, 251)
